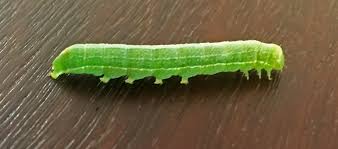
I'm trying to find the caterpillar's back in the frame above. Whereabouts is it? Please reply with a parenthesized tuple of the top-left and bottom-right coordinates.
(50, 40, 284, 84)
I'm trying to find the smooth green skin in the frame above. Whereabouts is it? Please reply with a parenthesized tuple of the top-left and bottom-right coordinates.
(50, 40, 284, 84)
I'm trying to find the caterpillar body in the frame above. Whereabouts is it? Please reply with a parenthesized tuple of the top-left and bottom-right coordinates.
(50, 40, 284, 84)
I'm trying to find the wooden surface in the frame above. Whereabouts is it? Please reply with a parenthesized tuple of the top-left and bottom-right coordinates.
(0, 0, 337, 148)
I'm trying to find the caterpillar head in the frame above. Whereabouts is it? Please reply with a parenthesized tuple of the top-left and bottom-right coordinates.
(50, 48, 71, 79)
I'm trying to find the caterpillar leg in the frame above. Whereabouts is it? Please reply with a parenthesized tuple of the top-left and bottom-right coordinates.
(241, 70, 249, 80)
(154, 78, 163, 85)
(180, 78, 189, 84)
(125, 69, 154, 84)
(125, 78, 135, 84)
(101, 68, 126, 83)
(266, 69, 272, 80)
(125, 76, 149, 84)
(257, 69, 262, 79)
(153, 73, 173, 85)
(100, 73, 125, 83)
(99, 76, 111, 83)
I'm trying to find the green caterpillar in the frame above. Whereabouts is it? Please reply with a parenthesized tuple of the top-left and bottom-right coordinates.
(50, 40, 284, 84)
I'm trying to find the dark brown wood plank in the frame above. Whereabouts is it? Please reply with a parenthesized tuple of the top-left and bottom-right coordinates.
(0, 0, 337, 148)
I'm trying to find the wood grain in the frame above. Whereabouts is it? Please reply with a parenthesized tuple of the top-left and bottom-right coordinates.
(0, 0, 337, 148)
